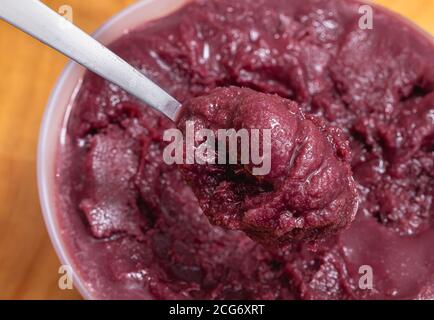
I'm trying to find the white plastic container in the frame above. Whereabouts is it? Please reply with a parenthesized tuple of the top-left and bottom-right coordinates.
(37, 0, 433, 299)
(37, 0, 189, 299)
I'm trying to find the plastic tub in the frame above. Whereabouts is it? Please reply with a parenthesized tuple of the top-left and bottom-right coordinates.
(37, 0, 433, 300)
(37, 0, 189, 299)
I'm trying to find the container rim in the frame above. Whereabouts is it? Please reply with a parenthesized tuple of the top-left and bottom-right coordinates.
(37, 0, 188, 299)
(36, 0, 433, 300)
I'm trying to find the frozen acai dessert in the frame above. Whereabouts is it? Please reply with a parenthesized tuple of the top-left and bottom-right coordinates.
(177, 87, 358, 247)
(56, 0, 434, 299)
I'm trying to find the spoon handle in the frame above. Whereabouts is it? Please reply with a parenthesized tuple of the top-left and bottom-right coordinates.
(0, 0, 181, 121)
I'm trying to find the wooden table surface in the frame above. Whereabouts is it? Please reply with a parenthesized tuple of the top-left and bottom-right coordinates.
(0, 0, 433, 300)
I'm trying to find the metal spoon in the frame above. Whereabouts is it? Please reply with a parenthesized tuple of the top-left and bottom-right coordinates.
(0, 0, 182, 121)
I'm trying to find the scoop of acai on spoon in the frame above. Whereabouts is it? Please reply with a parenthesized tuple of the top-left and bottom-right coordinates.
(0, 0, 359, 248)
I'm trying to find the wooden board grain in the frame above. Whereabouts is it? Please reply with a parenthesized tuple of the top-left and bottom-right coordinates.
(0, 0, 135, 300)
(0, 0, 433, 300)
